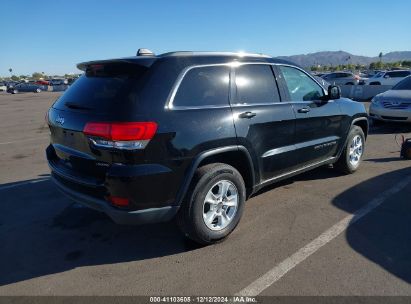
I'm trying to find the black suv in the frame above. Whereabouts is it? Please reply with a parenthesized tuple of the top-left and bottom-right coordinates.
(46, 50, 368, 244)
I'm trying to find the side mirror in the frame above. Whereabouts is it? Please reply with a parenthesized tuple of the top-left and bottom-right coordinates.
(327, 85, 341, 100)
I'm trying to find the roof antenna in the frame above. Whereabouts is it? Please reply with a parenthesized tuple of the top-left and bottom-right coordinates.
(137, 48, 155, 56)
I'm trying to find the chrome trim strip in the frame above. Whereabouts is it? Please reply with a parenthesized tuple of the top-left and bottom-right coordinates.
(261, 136, 340, 158)
(259, 157, 336, 186)
(165, 62, 328, 110)
(261, 144, 296, 158)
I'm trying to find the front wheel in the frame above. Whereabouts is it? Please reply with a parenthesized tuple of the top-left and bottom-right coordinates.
(334, 126, 365, 174)
(177, 163, 246, 245)
(35, 88, 41, 93)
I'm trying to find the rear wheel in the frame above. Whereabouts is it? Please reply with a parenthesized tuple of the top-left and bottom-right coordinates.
(177, 163, 246, 245)
(334, 126, 365, 174)
(12, 89, 18, 94)
(35, 88, 41, 93)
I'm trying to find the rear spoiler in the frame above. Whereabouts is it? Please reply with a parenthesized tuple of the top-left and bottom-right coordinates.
(77, 57, 156, 71)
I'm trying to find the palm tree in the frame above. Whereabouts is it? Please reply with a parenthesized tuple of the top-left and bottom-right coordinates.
(379, 52, 383, 63)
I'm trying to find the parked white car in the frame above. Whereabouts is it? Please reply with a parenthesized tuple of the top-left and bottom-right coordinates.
(369, 76, 411, 123)
(364, 70, 411, 86)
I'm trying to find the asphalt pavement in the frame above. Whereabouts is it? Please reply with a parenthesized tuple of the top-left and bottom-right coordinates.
(0, 91, 410, 296)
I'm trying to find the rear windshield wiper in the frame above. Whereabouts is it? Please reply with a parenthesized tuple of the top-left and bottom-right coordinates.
(64, 102, 93, 111)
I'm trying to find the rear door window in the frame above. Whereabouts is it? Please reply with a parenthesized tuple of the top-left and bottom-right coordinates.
(173, 66, 230, 107)
(53, 63, 148, 113)
(234, 64, 280, 104)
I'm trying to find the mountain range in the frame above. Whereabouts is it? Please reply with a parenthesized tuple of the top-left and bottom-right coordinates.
(276, 51, 411, 67)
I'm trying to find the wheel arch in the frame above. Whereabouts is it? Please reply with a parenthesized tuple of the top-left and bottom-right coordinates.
(335, 116, 368, 161)
(175, 146, 256, 206)
(352, 116, 369, 139)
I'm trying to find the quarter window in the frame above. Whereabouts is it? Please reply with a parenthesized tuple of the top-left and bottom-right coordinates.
(173, 66, 229, 107)
(279, 66, 324, 101)
(234, 64, 280, 104)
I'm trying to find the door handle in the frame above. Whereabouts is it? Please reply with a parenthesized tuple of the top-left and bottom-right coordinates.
(297, 107, 311, 113)
(239, 111, 257, 119)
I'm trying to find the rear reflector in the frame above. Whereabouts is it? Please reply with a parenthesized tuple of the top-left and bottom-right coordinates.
(83, 122, 157, 150)
(107, 196, 129, 207)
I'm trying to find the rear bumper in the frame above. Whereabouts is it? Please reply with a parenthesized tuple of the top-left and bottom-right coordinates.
(46, 143, 181, 225)
(52, 175, 179, 225)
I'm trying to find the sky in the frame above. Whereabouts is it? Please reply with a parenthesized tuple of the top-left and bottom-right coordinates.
(1, 0, 411, 76)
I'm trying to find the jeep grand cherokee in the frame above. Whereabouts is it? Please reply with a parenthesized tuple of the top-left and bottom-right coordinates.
(46, 49, 368, 244)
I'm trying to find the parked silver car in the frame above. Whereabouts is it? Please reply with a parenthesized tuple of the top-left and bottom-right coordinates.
(322, 72, 360, 85)
(7, 82, 42, 94)
(369, 76, 411, 123)
(314, 76, 331, 89)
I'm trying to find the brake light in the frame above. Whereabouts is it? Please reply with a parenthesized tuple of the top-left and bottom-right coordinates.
(84, 122, 157, 150)
(107, 195, 129, 207)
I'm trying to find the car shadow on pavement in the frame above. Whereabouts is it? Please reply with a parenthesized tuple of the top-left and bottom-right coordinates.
(0, 178, 201, 287)
(332, 167, 411, 283)
(369, 122, 411, 135)
(253, 165, 342, 197)
(364, 157, 404, 163)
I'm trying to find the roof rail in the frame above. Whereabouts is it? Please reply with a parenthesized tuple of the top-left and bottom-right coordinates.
(159, 51, 271, 58)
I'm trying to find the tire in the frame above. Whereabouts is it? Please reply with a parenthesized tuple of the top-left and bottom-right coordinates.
(334, 126, 365, 174)
(35, 88, 41, 93)
(12, 89, 18, 94)
(177, 163, 246, 245)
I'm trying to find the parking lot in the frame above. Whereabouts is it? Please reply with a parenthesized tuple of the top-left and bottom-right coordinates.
(0, 91, 410, 296)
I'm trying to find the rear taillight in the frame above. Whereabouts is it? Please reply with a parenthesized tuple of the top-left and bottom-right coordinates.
(106, 195, 129, 207)
(83, 122, 157, 150)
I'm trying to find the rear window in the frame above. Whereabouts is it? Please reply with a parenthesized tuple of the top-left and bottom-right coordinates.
(53, 63, 148, 113)
(392, 76, 411, 90)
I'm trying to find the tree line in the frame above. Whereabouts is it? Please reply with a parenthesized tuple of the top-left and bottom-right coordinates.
(0, 72, 79, 81)
(310, 60, 411, 72)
